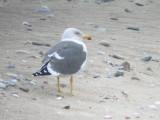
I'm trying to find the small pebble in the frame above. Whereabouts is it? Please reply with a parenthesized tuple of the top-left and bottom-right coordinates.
(0, 83, 7, 89)
(2, 81, 16, 86)
(106, 73, 113, 78)
(27, 56, 39, 59)
(32, 98, 37, 100)
(78, 75, 83, 79)
(124, 8, 132, 12)
(8, 61, 15, 68)
(152, 58, 159, 62)
(127, 26, 140, 31)
(125, 116, 131, 119)
(131, 76, 140, 81)
(93, 75, 100, 78)
(147, 67, 152, 71)
(118, 66, 124, 70)
(46, 14, 54, 18)
(38, 51, 43, 55)
(19, 86, 29, 92)
(140, 56, 152, 61)
(97, 51, 105, 55)
(107, 61, 113, 65)
(104, 115, 112, 119)
(114, 63, 120, 66)
(109, 54, 125, 60)
(99, 40, 110, 47)
(110, 16, 118, 20)
(63, 105, 70, 109)
(135, 2, 144, 6)
(94, 25, 99, 28)
(22, 22, 31, 26)
(102, 0, 114, 2)
(114, 71, 124, 77)
(27, 27, 33, 31)
(83, 70, 89, 74)
(149, 105, 157, 110)
(60, 84, 66, 88)
(40, 17, 46, 20)
(23, 40, 32, 44)
(32, 41, 51, 47)
(16, 50, 30, 54)
(104, 97, 110, 99)
(103, 56, 108, 63)
(6, 73, 21, 80)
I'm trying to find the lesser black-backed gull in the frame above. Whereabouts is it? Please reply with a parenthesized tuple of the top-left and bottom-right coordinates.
(33, 28, 91, 94)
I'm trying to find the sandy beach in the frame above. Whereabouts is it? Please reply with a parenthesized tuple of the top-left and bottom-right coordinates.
(0, 0, 160, 120)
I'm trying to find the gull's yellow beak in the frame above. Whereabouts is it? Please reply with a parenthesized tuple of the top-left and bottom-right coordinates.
(83, 35, 92, 40)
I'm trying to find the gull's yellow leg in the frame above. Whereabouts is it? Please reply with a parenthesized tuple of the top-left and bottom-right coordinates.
(70, 76, 73, 94)
(57, 77, 61, 92)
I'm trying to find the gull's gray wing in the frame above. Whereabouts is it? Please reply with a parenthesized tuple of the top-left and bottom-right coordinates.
(42, 41, 86, 75)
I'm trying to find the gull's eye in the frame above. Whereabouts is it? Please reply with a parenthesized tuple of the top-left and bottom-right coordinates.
(75, 32, 80, 36)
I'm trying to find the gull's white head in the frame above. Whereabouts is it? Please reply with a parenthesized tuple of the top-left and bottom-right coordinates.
(61, 28, 91, 42)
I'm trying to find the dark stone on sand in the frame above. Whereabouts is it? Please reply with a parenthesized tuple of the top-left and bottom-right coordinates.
(27, 27, 33, 31)
(125, 8, 132, 12)
(32, 41, 51, 47)
(131, 76, 140, 81)
(104, 97, 110, 99)
(140, 56, 152, 61)
(109, 54, 125, 60)
(152, 58, 159, 62)
(106, 73, 113, 78)
(135, 2, 144, 6)
(19, 86, 29, 92)
(63, 105, 70, 109)
(8, 61, 15, 68)
(40, 17, 46, 20)
(147, 67, 152, 71)
(127, 26, 140, 31)
(38, 51, 44, 55)
(110, 16, 118, 20)
(93, 75, 101, 78)
(114, 71, 124, 77)
(102, 0, 114, 2)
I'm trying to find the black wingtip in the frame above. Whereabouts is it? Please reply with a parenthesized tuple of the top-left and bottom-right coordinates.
(32, 72, 40, 76)
(33, 68, 51, 76)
